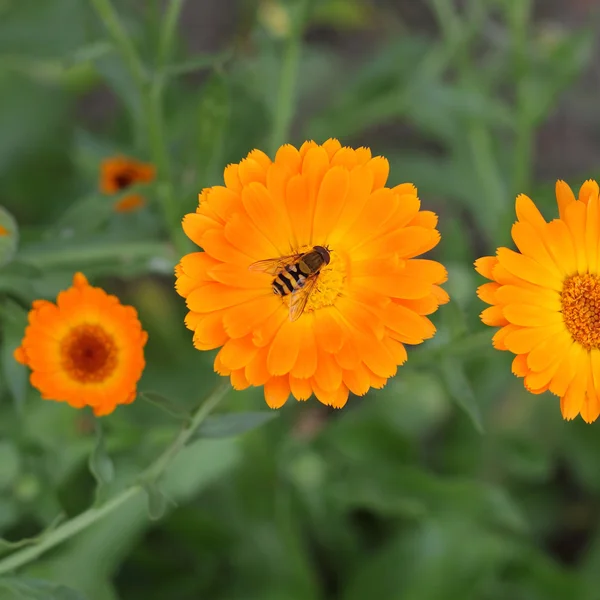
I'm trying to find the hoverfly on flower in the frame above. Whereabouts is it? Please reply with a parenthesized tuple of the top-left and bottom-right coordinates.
(249, 245, 331, 321)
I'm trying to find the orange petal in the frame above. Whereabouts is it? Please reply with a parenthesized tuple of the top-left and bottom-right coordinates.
(334, 337, 361, 370)
(187, 284, 262, 313)
(549, 341, 580, 397)
(503, 324, 563, 355)
(313, 308, 345, 353)
(242, 183, 293, 255)
(267, 318, 303, 376)
(578, 179, 599, 204)
(275, 144, 302, 174)
(474, 256, 498, 280)
(385, 303, 435, 344)
(238, 157, 266, 186)
(222, 295, 281, 338)
(290, 376, 312, 401)
(511, 221, 561, 278)
(231, 369, 250, 390)
(480, 305, 509, 326)
(494, 284, 561, 312)
(492, 325, 518, 350)
(527, 331, 571, 372)
(291, 323, 318, 378)
(496, 247, 562, 291)
(343, 363, 371, 396)
(218, 336, 258, 370)
(322, 138, 342, 159)
(223, 164, 242, 191)
(367, 156, 389, 189)
(586, 194, 599, 274)
(560, 354, 588, 421)
(515, 193, 546, 230)
(556, 180, 576, 220)
(312, 381, 349, 408)
(285, 174, 310, 249)
(502, 305, 562, 327)
(580, 358, 600, 423)
(476, 282, 500, 305)
(245, 346, 270, 385)
(313, 347, 343, 392)
(224, 211, 279, 260)
(544, 219, 577, 276)
(264, 375, 290, 408)
(312, 166, 350, 244)
(328, 164, 374, 246)
(192, 312, 228, 350)
(563, 200, 587, 274)
(512, 354, 529, 377)
(200, 228, 254, 265)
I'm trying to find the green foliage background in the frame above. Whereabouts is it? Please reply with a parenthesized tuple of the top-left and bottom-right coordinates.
(0, 0, 599, 598)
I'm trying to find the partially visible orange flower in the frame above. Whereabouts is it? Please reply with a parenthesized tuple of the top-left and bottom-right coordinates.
(476, 180, 600, 423)
(114, 195, 146, 213)
(175, 139, 448, 409)
(14, 273, 148, 416)
(0, 224, 8, 236)
(100, 155, 155, 213)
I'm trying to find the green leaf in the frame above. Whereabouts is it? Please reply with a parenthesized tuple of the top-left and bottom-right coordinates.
(163, 50, 233, 78)
(439, 357, 484, 433)
(192, 412, 278, 440)
(142, 482, 170, 521)
(50, 194, 115, 237)
(0, 513, 65, 554)
(0, 299, 28, 409)
(17, 238, 175, 271)
(0, 206, 18, 268)
(88, 420, 114, 504)
(0, 577, 87, 600)
(138, 391, 190, 421)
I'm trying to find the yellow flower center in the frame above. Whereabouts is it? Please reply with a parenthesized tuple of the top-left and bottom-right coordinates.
(561, 273, 600, 350)
(283, 248, 346, 313)
(305, 251, 346, 312)
(60, 324, 118, 383)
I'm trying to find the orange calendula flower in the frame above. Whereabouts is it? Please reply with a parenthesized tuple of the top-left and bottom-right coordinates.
(476, 180, 600, 423)
(14, 273, 148, 416)
(175, 139, 448, 409)
(100, 155, 155, 213)
(114, 195, 146, 213)
(0, 224, 8, 236)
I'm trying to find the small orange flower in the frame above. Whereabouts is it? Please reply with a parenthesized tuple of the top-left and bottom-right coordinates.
(0, 224, 9, 236)
(100, 155, 155, 213)
(476, 180, 600, 423)
(176, 139, 448, 409)
(15, 273, 148, 416)
(114, 195, 146, 213)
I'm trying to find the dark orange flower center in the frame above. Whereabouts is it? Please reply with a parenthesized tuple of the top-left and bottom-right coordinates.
(60, 324, 118, 383)
(561, 273, 600, 350)
(114, 171, 134, 190)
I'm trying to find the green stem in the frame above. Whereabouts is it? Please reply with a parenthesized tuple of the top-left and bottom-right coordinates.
(509, 0, 533, 193)
(158, 0, 187, 69)
(269, 0, 312, 156)
(0, 380, 231, 575)
(88, 0, 146, 93)
(90, 0, 190, 257)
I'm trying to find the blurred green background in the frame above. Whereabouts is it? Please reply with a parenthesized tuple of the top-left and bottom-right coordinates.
(1, 0, 600, 598)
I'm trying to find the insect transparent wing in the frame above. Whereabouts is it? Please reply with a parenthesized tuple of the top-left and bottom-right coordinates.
(248, 253, 303, 276)
(288, 275, 319, 322)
